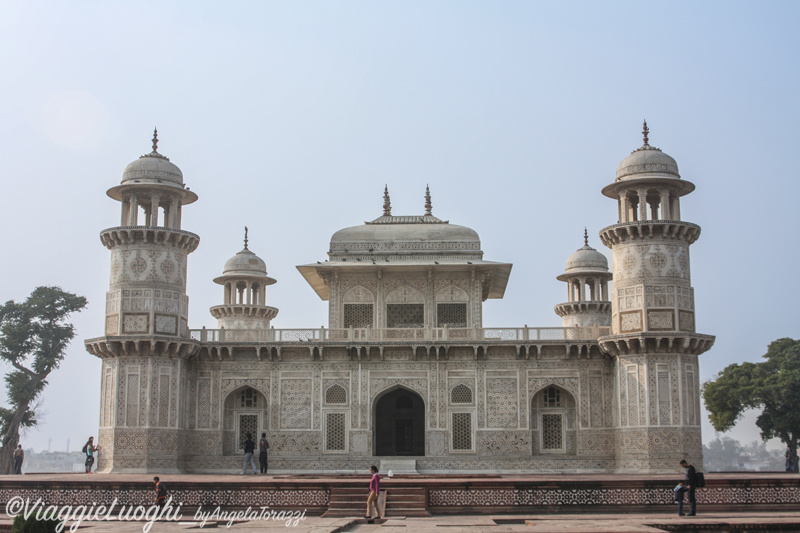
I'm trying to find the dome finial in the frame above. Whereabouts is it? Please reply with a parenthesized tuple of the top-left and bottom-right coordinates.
(642, 120, 649, 146)
(139, 128, 169, 160)
(383, 185, 392, 216)
(244, 226, 249, 250)
(424, 185, 432, 216)
(584, 227, 588, 246)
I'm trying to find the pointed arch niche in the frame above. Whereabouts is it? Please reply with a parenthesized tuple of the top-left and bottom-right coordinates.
(222, 386, 268, 455)
(342, 285, 375, 328)
(373, 386, 425, 456)
(436, 285, 469, 327)
(385, 286, 425, 328)
(530, 385, 577, 455)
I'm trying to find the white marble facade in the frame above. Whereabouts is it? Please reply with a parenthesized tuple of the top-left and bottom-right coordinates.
(85, 125, 714, 474)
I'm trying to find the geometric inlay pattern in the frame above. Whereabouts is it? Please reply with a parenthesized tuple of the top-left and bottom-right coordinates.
(123, 314, 148, 333)
(486, 378, 517, 428)
(386, 303, 424, 328)
(238, 414, 258, 451)
(325, 384, 347, 404)
(620, 311, 642, 332)
(679, 310, 695, 332)
(437, 303, 467, 327)
(155, 314, 177, 334)
(343, 304, 373, 328)
(648, 310, 673, 330)
(451, 384, 473, 404)
(325, 412, 346, 451)
(280, 379, 312, 429)
(452, 412, 472, 451)
(542, 413, 563, 451)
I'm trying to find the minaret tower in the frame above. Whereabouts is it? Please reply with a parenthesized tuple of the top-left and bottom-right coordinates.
(598, 122, 714, 472)
(554, 229, 612, 328)
(210, 228, 279, 334)
(85, 130, 200, 473)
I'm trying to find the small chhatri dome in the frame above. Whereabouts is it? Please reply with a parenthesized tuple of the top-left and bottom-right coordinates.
(564, 229, 609, 273)
(615, 120, 680, 181)
(121, 128, 185, 187)
(215, 228, 274, 283)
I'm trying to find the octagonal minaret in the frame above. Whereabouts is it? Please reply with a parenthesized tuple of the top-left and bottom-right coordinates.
(598, 122, 714, 472)
(210, 228, 279, 332)
(85, 130, 200, 473)
(554, 229, 612, 328)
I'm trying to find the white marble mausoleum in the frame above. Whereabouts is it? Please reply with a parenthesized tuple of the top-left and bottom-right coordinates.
(85, 124, 715, 474)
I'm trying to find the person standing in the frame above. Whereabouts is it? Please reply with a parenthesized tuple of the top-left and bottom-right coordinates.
(259, 432, 270, 474)
(153, 477, 167, 509)
(83, 437, 99, 473)
(679, 459, 697, 516)
(365, 465, 381, 521)
(13, 445, 24, 474)
(241, 433, 257, 474)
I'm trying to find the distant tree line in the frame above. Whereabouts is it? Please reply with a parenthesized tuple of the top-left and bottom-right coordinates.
(703, 436, 784, 472)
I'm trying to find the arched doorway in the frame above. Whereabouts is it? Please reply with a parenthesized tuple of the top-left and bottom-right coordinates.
(222, 386, 268, 455)
(374, 388, 425, 456)
(530, 385, 576, 455)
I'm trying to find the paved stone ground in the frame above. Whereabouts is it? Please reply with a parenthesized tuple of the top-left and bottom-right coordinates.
(3, 511, 800, 532)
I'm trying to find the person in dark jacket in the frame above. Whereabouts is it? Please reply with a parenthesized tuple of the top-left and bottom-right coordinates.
(679, 459, 697, 516)
(13, 445, 24, 474)
(153, 477, 167, 509)
(259, 433, 270, 474)
(241, 433, 257, 474)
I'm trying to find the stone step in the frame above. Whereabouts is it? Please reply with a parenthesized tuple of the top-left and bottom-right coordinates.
(379, 459, 419, 475)
(384, 487, 429, 517)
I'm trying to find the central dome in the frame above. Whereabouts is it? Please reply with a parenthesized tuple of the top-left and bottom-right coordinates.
(329, 215, 482, 258)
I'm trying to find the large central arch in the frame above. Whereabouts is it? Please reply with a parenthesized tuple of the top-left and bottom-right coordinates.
(374, 387, 425, 456)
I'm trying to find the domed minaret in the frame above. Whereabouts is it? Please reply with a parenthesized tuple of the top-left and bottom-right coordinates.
(85, 130, 200, 473)
(554, 229, 612, 328)
(598, 122, 715, 472)
(210, 228, 279, 331)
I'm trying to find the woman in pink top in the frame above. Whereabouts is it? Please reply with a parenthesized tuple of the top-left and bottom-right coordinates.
(365, 465, 380, 520)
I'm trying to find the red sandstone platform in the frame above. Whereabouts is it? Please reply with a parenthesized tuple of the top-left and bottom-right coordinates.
(0, 473, 798, 531)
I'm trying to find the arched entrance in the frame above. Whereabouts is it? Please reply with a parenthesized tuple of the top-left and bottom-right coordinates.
(374, 388, 425, 456)
(222, 386, 268, 455)
(530, 385, 576, 455)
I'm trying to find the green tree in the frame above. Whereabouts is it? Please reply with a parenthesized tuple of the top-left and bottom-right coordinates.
(0, 287, 87, 474)
(702, 338, 800, 470)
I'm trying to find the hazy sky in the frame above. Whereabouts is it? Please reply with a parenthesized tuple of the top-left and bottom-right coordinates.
(1, 1, 798, 454)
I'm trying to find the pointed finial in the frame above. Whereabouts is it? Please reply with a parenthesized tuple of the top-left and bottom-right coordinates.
(642, 120, 649, 146)
(152, 128, 159, 153)
(424, 185, 432, 216)
(383, 185, 392, 216)
(584, 227, 589, 246)
(244, 226, 249, 250)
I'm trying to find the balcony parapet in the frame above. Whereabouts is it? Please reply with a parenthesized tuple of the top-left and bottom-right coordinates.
(598, 332, 715, 357)
(100, 226, 200, 252)
(554, 301, 612, 317)
(85, 335, 200, 358)
(209, 305, 279, 320)
(599, 220, 700, 247)
(189, 325, 612, 344)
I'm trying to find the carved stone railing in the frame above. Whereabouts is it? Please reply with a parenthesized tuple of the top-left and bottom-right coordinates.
(189, 325, 612, 344)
